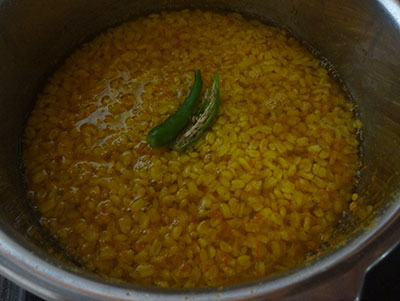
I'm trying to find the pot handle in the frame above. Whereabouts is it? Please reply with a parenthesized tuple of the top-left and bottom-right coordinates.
(281, 220, 400, 301)
(287, 256, 370, 301)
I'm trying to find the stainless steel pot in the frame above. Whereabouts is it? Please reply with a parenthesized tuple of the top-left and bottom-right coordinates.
(0, 0, 400, 300)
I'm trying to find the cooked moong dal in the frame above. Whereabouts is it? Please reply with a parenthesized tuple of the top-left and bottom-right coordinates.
(23, 10, 361, 288)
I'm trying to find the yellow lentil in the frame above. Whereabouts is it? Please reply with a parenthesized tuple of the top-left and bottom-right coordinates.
(23, 10, 360, 288)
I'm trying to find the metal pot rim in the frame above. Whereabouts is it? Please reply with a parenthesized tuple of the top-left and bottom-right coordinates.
(0, 197, 399, 300)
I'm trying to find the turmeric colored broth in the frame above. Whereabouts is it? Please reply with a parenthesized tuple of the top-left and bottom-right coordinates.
(23, 10, 361, 288)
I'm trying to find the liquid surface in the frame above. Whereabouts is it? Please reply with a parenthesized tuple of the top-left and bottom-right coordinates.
(23, 10, 361, 288)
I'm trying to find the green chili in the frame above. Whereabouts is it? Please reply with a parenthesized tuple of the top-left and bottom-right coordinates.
(172, 73, 220, 152)
(146, 70, 203, 148)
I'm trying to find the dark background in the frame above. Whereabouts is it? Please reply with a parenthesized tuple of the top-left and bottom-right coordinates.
(1, 243, 400, 300)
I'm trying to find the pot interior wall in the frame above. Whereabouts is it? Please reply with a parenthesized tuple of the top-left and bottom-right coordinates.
(0, 0, 399, 287)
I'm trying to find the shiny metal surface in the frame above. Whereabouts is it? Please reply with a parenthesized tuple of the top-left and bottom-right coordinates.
(0, 0, 399, 300)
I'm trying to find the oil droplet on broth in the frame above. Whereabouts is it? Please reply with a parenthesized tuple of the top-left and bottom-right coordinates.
(75, 70, 145, 133)
(72, 70, 148, 171)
